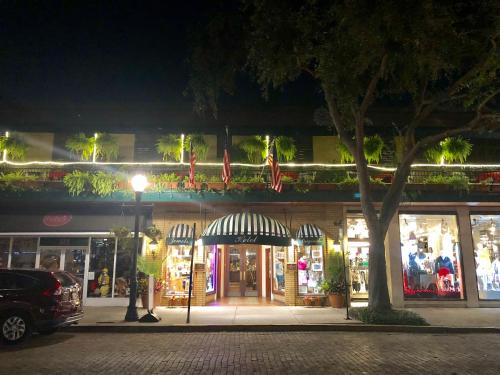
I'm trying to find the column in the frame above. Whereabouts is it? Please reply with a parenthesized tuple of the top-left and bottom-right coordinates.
(456, 207, 479, 307)
(386, 213, 405, 308)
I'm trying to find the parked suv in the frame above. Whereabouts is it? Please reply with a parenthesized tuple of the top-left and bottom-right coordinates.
(0, 269, 83, 344)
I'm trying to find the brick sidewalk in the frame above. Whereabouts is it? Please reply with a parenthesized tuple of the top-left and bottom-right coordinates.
(1, 332, 499, 374)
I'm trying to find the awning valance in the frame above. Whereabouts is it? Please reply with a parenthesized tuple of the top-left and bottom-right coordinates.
(167, 224, 194, 246)
(201, 212, 291, 246)
(296, 224, 324, 245)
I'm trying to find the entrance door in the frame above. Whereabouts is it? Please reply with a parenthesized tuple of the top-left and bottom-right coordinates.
(227, 246, 259, 297)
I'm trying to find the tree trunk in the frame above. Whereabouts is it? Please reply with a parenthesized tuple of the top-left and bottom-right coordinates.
(367, 225, 391, 311)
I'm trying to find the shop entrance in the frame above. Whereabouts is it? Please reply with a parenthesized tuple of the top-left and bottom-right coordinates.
(226, 246, 259, 297)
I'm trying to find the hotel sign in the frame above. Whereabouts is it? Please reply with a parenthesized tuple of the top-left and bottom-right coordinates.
(42, 213, 72, 227)
(233, 235, 259, 244)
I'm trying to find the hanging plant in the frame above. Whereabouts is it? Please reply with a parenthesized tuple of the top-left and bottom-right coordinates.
(184, 134, 208, 161)
(363, 135, 384, 164)
(337, 140, 355, 164)
(90, 171, 118, 196)
(238, 136, 266, 163)
(274, 136, 297, 162)
(156, 134, 182, 161)
(95, 133, 119, 161)
(144, 225, 162, 240)
(0, 135, 27, 160)
(65, 133, 95, 161)
(337, 135, 385, 164)
(63, 170, 90, 196)
(424, 137, 473, 164)
(111, 226, 131, 239)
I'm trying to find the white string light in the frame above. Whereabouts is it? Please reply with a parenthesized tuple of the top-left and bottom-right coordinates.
(2, 131, 8, 162)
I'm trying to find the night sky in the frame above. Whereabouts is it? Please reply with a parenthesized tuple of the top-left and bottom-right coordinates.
(0, 2, 321, 132)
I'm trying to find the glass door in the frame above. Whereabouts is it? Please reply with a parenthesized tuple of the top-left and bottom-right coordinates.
(244, 249, 257, 296)
(39, 248, 62, 271)
(64, 248, 87, 282)
(228, 248, 242, 296)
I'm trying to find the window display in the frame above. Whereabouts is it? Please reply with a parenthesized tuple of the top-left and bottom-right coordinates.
(471, 215, 500, 300)
(297, 245, 324, 294)
(400, 214, 464, 299)
(10, 237, 37, 269)
(273, 247, 286, 293)
(347, 217, 369, 299)
(87, 237, 116, 298)
(165, 245, 191, 296)
(206, 246, 216, 293)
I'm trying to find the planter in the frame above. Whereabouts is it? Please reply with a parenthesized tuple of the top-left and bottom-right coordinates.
(328, 293, 344, 308)
(154, 290, 163, 307)
(207, 182, 225, 191)
(229, 182, 266, 191)
(141, 293, 149, 309)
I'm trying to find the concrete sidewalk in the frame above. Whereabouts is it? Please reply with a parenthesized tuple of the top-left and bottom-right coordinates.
(62, 305, 500, 333)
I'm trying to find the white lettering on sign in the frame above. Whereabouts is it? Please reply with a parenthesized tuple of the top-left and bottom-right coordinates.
(234, 236, 258, 244)
(43, 213, 72, 227)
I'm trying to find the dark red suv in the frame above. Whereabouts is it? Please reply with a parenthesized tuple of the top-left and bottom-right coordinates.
(0, 269, 83, 344)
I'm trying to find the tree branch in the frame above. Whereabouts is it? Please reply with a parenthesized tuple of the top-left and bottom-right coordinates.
(359, 54, 388, 118)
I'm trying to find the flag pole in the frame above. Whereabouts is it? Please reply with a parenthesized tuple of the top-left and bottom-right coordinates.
(186, 222, 197, 324)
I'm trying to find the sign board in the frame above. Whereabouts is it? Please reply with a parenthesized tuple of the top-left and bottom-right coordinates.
(194, 263, 205, 271)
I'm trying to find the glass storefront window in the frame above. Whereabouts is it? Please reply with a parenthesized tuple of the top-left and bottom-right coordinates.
(165, 245, 191, 295)
(470, 215, 500, 300)
(87, 238, 115, 298)
(400, 214, 464, 299)
(347, 217, 369, 299)
(0, 238, 10, 268)
(206, 246, 216, 293)
(11, 237, 37, 269)
(272, 247, 286, 293)
(113, 238, 132, 298)
(297, 245, 324, 294)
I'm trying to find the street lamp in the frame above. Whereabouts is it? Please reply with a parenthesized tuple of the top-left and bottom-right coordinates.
(125, 174, 148, 321)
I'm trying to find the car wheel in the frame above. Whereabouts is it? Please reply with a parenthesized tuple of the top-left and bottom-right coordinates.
(38, 327, 58, 335)
(1, 313, 31, 345)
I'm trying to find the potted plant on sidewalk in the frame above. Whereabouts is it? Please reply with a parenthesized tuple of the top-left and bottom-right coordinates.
(321, 251, 347, 308)
(137, 255, 165, 308)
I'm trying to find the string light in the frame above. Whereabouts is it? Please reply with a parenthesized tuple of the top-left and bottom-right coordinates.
(2, 131, 8, 162)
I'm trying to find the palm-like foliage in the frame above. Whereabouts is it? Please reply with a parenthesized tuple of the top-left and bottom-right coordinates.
(238, 136, 266, 163)
(0, 136, 27, 160)
(184, 134, 208, 161)
(425, 137, 472, 164)
(95, 133, 119, 161)
(274, 136, 296, 162)
(156, 134, 182, 161)
(65, 133, 95, 161)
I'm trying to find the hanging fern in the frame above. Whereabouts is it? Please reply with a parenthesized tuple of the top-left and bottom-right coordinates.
(337, 140, 355, 164)
(95, 133, 119, 161)
(63, 170, 90, 196)
(90, 171, 117, 196)
(424, 145, 443, 164)
(65, 133, 95, 161)
(275, 136, 297, 162)
(0, 136, 27, 160)
(363, 135, 384, 164)
(184, 134, 208, 161)
(238, 136, 266, 163)
(441, 137, 472, 163)
(156, 134, 182, 161)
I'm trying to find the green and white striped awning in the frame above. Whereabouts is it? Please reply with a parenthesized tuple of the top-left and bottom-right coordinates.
(166, 224, 194, 246)
(296, 224, 324, 245)
(201, 212, 291, 246)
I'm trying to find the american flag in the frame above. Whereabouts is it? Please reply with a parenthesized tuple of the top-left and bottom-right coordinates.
(189, 142, 196, 188)
(222, 132, 231, 185)
(268, 142, 283, 192)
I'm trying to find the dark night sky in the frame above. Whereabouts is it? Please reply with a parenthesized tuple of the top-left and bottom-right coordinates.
(0, 1, 322, 132)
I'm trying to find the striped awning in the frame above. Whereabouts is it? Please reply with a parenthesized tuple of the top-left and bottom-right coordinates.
(167, 224, 194, 246)
(296, 224, 324, 245)
(201, 212, 291, 246)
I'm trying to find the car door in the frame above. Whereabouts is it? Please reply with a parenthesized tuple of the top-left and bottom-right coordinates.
(0, 273, 37, 313)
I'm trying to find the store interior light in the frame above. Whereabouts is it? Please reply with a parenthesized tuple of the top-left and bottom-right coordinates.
(149, 239, 158, 257)
(131, 174, 148, 192)
(489, 219, 496, 234)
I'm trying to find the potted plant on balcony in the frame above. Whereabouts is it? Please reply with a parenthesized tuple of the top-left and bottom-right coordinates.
(95, 133, 119, 161)
(274, 136, 297, 162)
(151, 173, 180, 191)
(65, 133, 95, 161)
(184, 134, 208, 161)
(0, 134, 27, 161)
(238, 136, 267, 163)
(207, 175, 225, 191)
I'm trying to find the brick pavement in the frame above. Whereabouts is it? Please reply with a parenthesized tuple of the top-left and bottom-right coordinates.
(0, 332, 499, 375)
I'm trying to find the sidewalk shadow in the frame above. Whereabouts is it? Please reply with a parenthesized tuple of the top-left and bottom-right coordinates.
(0, 332, 75, 352)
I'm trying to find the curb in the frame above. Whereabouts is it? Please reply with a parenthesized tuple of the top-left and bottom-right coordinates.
(61, 324, 500, 334)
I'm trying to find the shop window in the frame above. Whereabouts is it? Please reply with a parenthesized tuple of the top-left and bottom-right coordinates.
(400, 214, 464, 299)
(470, 215, 500, 300)
(165, 245, 191, 296)
(10, 237, 37, 269)
(87, 238, 115, 298)
(297, 245, 324, 294)
(113, 238, 133, 298)
(0, 237, 10, 268)
(39, 248, 61, 271)
(206, 246, 216, 293)
(272, 247, 286, 293)
(347, 217, 370, 299)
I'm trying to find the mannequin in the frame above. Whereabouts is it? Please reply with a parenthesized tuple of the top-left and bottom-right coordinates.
(476, 243, 492, 291)
(492, 252, 500, 290)
(297, 256, 308, 270)
(98, 267, 111, 297)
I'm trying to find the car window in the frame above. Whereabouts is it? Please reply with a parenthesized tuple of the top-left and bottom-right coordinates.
(53, 271, 75, 287)
(0, 273, 38, 289)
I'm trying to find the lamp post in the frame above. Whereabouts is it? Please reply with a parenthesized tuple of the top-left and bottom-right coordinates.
(125, 174, 148, 322)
